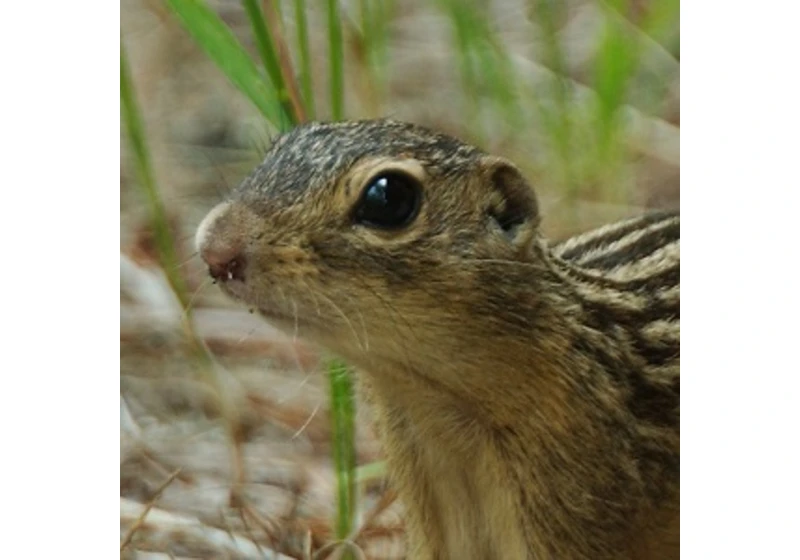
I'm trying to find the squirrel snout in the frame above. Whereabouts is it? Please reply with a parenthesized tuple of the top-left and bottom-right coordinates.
(202, 243, 246, 283)
(196, 202, 247, 283)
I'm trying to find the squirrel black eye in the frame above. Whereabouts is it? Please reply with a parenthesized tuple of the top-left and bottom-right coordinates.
(353, 172, 421, 229)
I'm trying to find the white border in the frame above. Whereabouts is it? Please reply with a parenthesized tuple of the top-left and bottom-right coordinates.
(3, 1, 798, 556)
(1, 1, 119, 555)
(683, 1, 800, 557)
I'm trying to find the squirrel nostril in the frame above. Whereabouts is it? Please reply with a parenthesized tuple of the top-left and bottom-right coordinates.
(200, 243, 247, 283)
(208, 255, 246, 282)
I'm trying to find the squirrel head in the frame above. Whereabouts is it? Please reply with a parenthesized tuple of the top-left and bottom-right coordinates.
(196, 120, 543, 368)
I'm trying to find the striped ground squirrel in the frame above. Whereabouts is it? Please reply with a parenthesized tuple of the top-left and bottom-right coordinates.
(196, 120, 680, 559)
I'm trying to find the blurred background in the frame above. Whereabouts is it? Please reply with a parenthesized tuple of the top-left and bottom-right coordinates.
(120, 0, 678, 557)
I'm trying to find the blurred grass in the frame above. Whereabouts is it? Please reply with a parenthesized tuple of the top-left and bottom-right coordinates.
(591, 0, 643, 186)
(354, 0, 394, 115)
(241, 0, 297, 126)
(529, 0, 574, 192)
(293, 0, 316, 118)
(326, 0, 345, 121)
(154, 0, 360, 549)
(164, 0, 286, 127)
(123, 0, 677, 553)
(121, 39, 249, 490)
(439, 0, 523, 143)
(121, 42, 189, 307)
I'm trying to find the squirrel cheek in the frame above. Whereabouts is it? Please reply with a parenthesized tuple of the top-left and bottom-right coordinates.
(268, 245, 318, 279)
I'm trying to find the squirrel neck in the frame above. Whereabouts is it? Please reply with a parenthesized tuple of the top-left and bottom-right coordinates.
(352, 237, 679, 559)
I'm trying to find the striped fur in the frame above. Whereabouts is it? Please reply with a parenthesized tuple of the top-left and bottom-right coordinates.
(553, 212, 679, 267)
(548, 211, 680, 504)
(550, 210, 679, 401)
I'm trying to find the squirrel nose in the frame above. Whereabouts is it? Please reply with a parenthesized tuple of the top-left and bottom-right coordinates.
(196, 203, 247, 283)
(202, 243, 246, 282)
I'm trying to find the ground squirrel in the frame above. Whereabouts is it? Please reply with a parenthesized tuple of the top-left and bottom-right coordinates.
(196, 120, 680, 559)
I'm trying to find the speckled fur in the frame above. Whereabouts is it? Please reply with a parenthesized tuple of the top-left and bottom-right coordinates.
(196, 120, 680, 559)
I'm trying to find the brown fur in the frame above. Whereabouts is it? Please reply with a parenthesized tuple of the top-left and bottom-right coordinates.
(196, 120, 680, 559)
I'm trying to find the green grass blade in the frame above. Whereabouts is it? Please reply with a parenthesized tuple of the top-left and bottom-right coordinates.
(293, 0, 316, 119)
(320, 5, 358, 537)
(326, 0, 345, 120)
(355, 460, 386, 485)
(122, 41, 251, 481)
(165, 0, 285, 127)
(439, 0, 481, 135)
(121, 41, 190, 308)
(591, 1, 643, 170)
(354, 0, 393, 113)
(370, 0, 394, 84)
(529, 0, 575, 192)
(241, 0, 296, 127)
(438, 0, 522, 140)
(329, 358, 357, 555)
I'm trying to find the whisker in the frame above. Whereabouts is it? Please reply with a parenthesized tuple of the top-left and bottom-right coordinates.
(181, 276, 212, 318)
(273, 286, 313, 384)
(315, 289, 367, 353)
(291, 401, 321, 440)
(297, 277, 322, 319)
(235, 325, 260, 346)
(198, 142, 235, 200)
(290, 297, 300, 343)
(336, 289, 370, 353)
(175, 250, 200, 271)
(346, 273, 420, 376)
(277, 370, 314, 404)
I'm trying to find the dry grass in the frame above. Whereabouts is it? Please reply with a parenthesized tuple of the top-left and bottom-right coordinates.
(121, 250, 403, 558)
(120, 0, 678, 557)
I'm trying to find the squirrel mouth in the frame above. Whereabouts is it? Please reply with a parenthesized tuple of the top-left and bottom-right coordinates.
(215, 279, 250, 303)
(215, 280, 318, 332)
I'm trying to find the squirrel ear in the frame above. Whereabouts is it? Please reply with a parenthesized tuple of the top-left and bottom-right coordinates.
(481, 156, 540, 244)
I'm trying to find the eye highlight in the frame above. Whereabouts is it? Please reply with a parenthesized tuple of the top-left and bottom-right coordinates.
(353, 172, 422, 229)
